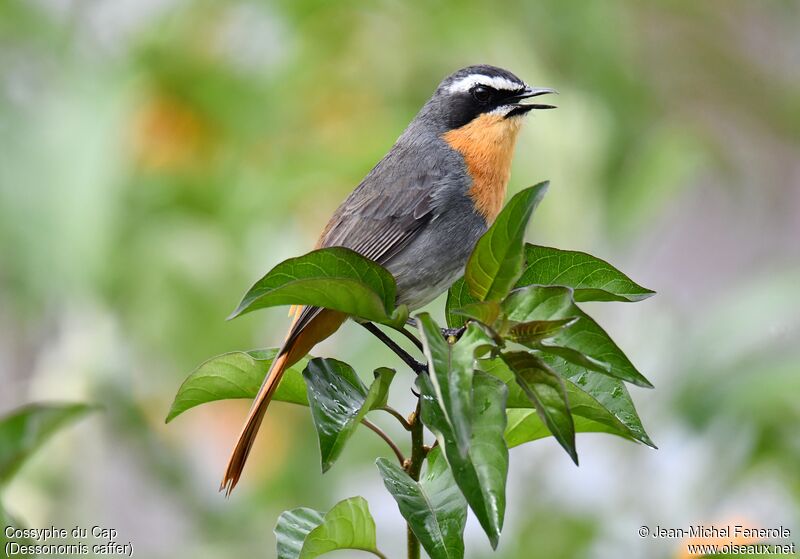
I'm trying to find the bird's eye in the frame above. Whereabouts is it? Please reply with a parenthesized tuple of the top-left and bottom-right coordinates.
(471, 85, 492, 104)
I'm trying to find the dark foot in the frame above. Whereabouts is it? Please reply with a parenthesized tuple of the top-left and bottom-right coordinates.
(441, 326, 466, 341)
(410, 360, 428, 375)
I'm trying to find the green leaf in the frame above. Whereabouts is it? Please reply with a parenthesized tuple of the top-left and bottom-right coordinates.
(482, 358, 655, 448)
(445, 278, 479, 328)
(274, 496, 385, 559)
(229, 247, 402, 325)
(0, 403, 93, 486)
(505, 409, 619, 448)
(303, 359, 395, 472)
(501, 351, 577, 464)
(367, 367, 395, 410)
(502, 284, 579, 323)
(546, 358, 656, 448)
(518, 244, 655, 302)
(166, 349, 310, 423)
(506, 318, 577, 344)
(535, 344, 611, 374)
(275, 507, 325, 559)
(465, 182, 549, 302)
(376, 447, 467, 559)
(419, 371, 508, 549)
(450, 301, 501, 326)
(503, 286, 653, 388)
(416, 314, 495, 456)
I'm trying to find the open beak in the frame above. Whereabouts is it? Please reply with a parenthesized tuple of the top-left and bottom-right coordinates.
(504, 86, 558, 118)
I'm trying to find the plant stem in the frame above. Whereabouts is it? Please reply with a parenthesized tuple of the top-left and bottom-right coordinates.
(362, 418, 405, 464)
(361, 322, 426, 373)
(405, 399, 425, 559)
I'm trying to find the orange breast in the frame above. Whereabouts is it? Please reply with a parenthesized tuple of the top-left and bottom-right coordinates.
(443, 113, 523, 224)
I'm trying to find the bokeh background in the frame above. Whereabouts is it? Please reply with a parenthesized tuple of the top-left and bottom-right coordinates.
(1, 0, 799, 557)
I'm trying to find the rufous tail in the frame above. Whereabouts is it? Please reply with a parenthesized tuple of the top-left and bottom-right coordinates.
(220, 309, 345, 495)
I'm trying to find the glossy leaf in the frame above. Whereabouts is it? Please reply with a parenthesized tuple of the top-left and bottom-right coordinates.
(416, 314, 495, 457)
(545, 357, 656, 448)
(536, 343, 611, 374)
(506, 318, 577, 344)
(445, 278, 479, 328)
(303, 358, 395, 472)
(465, 182, 549, 302)
(501, 351, 577, 464)
(0, 404, 93, 487)
(419, 371, 508, 549)
(275, 507, 325, 559)
(450, 301, 501, 326)
(503, 286, 653, 388)
(505, 409, 618, 448)
(166, 349, 310, 423)
(550, 312, 652, 387)
(229, 247, 404, 325)
(518, 244, 655, 302)
(376, 447, 467, 559)
(502, 284, 579, 323)
(274, 496, 385, 559)
(502, 286, 609, 374)
(482, 358, 654, 448)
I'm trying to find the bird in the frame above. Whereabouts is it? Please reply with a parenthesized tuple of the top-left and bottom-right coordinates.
(221, 64, 556, 494)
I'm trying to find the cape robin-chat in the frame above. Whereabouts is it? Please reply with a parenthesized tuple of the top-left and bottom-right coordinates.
(221, 64, 556, 494)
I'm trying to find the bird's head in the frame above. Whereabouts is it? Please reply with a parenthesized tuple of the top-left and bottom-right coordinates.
(415, 65, 556, 222)
(423, 64, 556, 132)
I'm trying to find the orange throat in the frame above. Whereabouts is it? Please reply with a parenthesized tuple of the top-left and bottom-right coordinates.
(443, 113, 523, 223)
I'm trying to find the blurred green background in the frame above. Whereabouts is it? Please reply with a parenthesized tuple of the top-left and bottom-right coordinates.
(1, 0, 798, 557)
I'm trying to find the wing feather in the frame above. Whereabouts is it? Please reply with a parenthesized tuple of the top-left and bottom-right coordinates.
(288, 169, 439, 342)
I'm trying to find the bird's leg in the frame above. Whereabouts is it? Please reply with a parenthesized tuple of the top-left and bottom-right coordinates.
(397, 326, 423, 351)
(361, 322, 427, 374)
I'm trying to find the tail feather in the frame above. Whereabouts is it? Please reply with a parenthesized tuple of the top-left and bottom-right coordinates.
(220, 351, 290, 495)
(220, 309, 345, 495)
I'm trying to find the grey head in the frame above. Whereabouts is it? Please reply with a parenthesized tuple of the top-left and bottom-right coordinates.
(414, 64, 557, 133)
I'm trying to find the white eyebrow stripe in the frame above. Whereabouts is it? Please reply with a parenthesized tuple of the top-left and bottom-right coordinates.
(447, 74, 525, 93)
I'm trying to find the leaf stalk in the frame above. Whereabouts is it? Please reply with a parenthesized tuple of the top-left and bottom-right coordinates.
(362, 418, 405, 465)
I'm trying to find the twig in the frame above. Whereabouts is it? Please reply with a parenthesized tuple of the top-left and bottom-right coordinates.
(362, 419, 405, 465)
(361, 322, 427, 374)
(381, 406, 412, 431)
